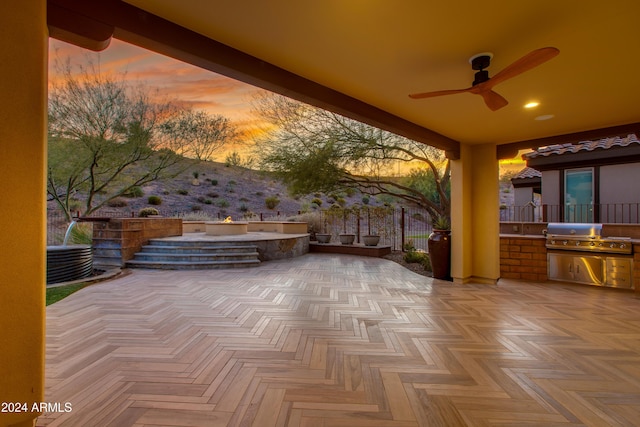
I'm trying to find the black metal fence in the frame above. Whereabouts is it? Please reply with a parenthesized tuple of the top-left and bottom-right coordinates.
(317, 207, 433, 251)
(501, 203, 640, 224)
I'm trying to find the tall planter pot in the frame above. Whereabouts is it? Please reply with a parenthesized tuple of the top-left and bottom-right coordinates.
(428, 229, 451, 281)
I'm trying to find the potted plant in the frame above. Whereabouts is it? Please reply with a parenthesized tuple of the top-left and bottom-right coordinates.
(362, 234, 380, 246)
(428, 214, 451, 280)
(362, 206, 389, 246)
(339, 233, 356, 245)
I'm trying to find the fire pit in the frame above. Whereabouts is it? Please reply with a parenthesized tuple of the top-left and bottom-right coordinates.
(546, 223, 634, 289)
(205, 217, 248, 235)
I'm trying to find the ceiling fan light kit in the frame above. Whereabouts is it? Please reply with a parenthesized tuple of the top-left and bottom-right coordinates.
(409, 47, 560, 111)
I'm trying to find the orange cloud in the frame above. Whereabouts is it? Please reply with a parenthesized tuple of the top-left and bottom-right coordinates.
(48, 38, 262, 135)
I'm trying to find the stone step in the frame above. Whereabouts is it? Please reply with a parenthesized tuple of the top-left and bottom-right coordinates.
(126, 259, 261, 270)
(146, 239, 256, 248)
(131, 252, 259, 263)
(139, 244, 258, 254)
(127, 238, 261, 270)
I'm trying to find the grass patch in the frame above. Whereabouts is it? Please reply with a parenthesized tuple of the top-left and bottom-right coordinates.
(46, 283, 88, 306)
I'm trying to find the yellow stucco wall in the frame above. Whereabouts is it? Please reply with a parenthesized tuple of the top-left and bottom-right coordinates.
(0, 1, 47, 426)
(451, 143, 500, 284)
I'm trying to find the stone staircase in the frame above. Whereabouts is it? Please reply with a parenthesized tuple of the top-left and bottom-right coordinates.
(126, 239, 261, 270)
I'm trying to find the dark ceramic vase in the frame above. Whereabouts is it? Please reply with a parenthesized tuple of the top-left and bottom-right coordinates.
(428, 230, 451, 280)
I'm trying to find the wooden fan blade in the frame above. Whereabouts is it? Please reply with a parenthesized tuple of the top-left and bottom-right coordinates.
(479, 90, 509, 111)
(408, 88, 471, 99)
(486, 47, 559, 88)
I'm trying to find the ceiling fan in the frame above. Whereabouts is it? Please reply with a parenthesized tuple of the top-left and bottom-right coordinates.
(409, 47, 560, 111)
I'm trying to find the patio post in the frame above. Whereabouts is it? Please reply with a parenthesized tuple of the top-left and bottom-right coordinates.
(450, 143, 500, 284)
(0, 1, 47, 426)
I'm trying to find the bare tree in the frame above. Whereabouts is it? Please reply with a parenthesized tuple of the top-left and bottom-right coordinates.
(160, 109, 237, 161)
(47, 59, 185, 220)
(251, 92, 450, 219)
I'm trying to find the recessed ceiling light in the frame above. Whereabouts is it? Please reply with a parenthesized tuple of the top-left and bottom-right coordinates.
(535, 114, 554, 121)
(524, 101, 540, 109)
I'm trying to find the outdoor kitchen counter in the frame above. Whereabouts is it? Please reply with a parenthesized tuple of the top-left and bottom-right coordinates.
(499, 234, 548, 282)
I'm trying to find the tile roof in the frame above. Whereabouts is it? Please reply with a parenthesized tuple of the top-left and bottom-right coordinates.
(511, 167, 541, 180)
(523, 133, 640, 159)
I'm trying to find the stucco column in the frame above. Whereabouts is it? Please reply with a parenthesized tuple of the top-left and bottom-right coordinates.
(0, 1, 47, 426)
(450, 143, 500, 284)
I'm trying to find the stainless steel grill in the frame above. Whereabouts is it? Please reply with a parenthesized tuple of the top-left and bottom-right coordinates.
(545, 222, 631, 254)
(545, 223, 634, 289)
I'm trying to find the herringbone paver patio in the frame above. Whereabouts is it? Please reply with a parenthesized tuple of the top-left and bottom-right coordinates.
(40, 254, 640, 426)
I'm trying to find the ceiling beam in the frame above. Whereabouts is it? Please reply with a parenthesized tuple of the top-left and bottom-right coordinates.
(497, 122, 640, 159)
(47, 0, 461, 159)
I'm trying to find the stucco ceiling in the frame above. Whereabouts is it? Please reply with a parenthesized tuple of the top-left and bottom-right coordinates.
(51, 0, 640, 157)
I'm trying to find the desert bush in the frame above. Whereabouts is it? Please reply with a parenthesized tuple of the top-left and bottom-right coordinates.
(288, 211, 321, 234)
(66, 222, 93, 245)
(265, 196, 280, 210)
(311, 197, 323, 206)
(138, 207, 159, 217)
(239, 203, 249, 212)
(191, 205, 202, 212)
(177, 189, 189, 195)
(207, 192, 220, 198)
(124, 186, 144, 198)
(107, 197, 128, 207)
(177, 211, 216, 221)
(147, 195, 162, 205)
(362, 195, 370, 205)
(216, 199, 230, 208)
(210, 179, 218, 186)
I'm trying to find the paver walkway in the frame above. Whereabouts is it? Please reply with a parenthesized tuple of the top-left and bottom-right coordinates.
(40, 254, 640, 426)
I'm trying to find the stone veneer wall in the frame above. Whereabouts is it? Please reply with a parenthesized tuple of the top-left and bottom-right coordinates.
(92, 218, 182, 268)
(500, 236, 548, 282)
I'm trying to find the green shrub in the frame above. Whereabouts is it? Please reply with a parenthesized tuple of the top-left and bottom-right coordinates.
(216, 199, 230, 208)
(403, 249, 428, 264)
(138, 207, 159, 217)
(147, 195, 162, 205)
(193, 171, 199, 179)
(362, 195, 370, 205)
(177, 189, 189, 195)
(210, 179, 218, 186)
(107, 197, 128, 207)
(265, 196, 280, 210)
(239, 203, 249, 212)
(311, 197, 323, 206)
(124, 186, 144, 198)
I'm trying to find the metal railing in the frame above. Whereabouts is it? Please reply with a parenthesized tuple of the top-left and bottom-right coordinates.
(500, 203, 640, 224)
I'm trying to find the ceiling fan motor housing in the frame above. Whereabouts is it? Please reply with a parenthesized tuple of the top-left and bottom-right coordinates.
(470, 53, 492, 86)
(473, 69, 490, 86)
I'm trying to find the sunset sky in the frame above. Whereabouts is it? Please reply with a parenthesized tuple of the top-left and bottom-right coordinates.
(48, 38, 264, 160)
(48, 38, 524, 172)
